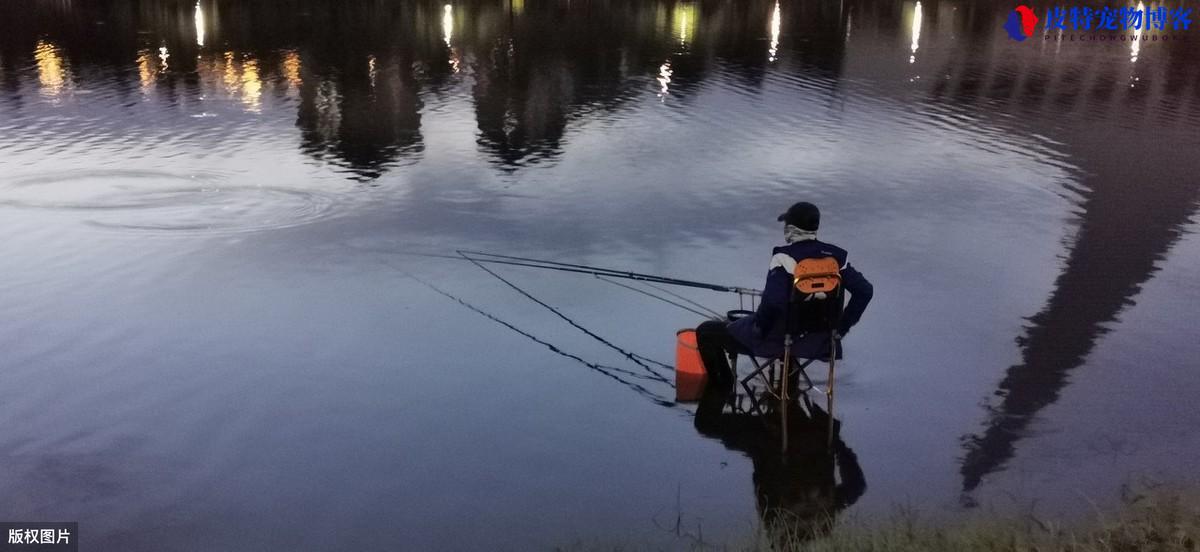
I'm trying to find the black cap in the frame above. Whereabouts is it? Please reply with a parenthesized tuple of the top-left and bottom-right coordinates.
(777, 201, 820, 231)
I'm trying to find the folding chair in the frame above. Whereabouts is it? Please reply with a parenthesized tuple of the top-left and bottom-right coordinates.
(730, 256, 845, 451)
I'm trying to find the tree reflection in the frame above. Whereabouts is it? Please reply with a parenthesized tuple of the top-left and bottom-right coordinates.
(0, 0, 844, 176)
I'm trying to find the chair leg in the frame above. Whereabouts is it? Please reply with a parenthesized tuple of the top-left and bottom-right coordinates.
(742, 381, 768, 417)
(793, 358, 818, 394)
(739, 358, 768, 417)
(727, 354, 739, 410)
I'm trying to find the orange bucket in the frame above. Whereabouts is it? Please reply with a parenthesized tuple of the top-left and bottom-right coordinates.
(675, 329, 707, 402)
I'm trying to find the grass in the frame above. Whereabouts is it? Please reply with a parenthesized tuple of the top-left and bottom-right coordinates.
(558, 486, 1200, 552)
(754, 486, 1199, 552)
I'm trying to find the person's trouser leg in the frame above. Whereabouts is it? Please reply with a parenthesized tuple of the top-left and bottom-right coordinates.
(696, 320, 737, 392)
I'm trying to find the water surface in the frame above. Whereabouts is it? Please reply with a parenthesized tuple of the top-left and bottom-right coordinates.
(2, 0, 1199, 549)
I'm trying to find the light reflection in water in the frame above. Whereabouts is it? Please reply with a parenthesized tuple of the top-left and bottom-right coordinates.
(195, 2, 206, 47)
(768, 1, 781, 62)
(222, 52, 239, 94)
(368, 55, 377, 89)
(282, 50, 302, 92)
(657, 61, 672, 99)
(158, 46, 170, 70)
(34, 40, 69, 100)
(909, 1, 922, 64)
(1, 3, 1199, 547)
(1131, 1, 1144, 64)
(241, 58, 262, 112)
(444, 3, 461, 72)
(137, 49, 156, 94)
(673, 3, 697, 46)
(213, 51, 263, 112)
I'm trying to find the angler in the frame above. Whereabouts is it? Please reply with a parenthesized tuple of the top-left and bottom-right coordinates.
(694, 201, 874, 393)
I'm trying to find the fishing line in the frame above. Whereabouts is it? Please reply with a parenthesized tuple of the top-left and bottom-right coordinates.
(405, 271, 677, 407)
(459, 252, 675, 382)
(638, 280, 726, 319)
(594, 275, 716, 319)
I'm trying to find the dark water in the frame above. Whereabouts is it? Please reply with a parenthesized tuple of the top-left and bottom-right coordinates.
(2, 0, 1199, 549)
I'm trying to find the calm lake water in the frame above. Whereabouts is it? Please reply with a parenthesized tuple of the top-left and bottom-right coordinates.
(2, 0, 1199, 549)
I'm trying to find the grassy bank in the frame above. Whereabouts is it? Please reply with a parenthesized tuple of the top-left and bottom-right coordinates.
(563, 487, 1200, 551)
(753, 488, 1199, 552)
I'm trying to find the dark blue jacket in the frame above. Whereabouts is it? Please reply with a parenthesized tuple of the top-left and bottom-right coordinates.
(728, 240, 873, 359)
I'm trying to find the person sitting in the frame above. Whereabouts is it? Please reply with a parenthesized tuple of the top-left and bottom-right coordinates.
(695, 201, 873, 392)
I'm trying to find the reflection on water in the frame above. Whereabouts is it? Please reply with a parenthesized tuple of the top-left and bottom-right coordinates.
(909, 1, 922, 64)
(769, 2, 782, 62)
(674, 2, 699, 46)
(958, 74, 1200, 495)
(195, 2, 206, 48)
(33, 40, 69, 100)
(1, 0, 1199, 548)
(136, 49, 156, 94)
(695, 389, 866, 544)
(281, 50, 301, 92)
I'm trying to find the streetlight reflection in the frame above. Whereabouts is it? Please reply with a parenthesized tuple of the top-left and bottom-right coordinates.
(34, 40, 69, 100)
(241, 58, 262, 112)
(909, 1, 922, 64)
(769, 1, 781, 62)
(137, 49, 156, 94)
(657, 61, 672, 99)
(282, 50, 302, 90)
(443, 3, 461, 72)
(1131, 1, 1144, 64)
(673, 3, 697, 47)
(195, 2, 206, 47)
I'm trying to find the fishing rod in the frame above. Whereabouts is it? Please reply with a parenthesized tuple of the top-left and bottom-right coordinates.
(638, 279, 727, 319)
(457, 250, 761, 297)
(594, 275, 721, 319)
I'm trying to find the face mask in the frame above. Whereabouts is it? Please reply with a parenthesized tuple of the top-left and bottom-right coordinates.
(785, 224, 817, 243)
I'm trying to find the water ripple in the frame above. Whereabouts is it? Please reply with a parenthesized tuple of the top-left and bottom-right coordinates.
(0, 170, 340, 235)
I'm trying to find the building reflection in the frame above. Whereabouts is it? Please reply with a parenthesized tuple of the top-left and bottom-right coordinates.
(883, 1, 1200, 496)
(959, 129, 1200, 495)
